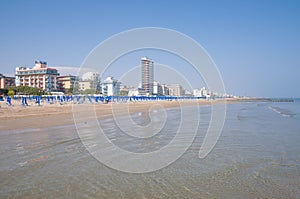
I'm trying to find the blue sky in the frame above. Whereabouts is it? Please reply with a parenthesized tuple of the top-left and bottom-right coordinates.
(0, 0, 299, 97)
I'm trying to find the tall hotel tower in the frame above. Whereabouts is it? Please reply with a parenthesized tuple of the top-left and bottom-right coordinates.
(141, 57, 154, 95)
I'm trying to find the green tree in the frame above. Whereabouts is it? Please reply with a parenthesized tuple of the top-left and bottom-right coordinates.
(83, 89, 97, 95)
(7, 86, 48, 95)
(7, 90, 14, 97)
(119, 90, 129, 96)
(0, 88, 8, 95)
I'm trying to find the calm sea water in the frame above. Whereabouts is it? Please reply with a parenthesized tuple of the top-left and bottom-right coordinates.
(0, 100, 300, 198)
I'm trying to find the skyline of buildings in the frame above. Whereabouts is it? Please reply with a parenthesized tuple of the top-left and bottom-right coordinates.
(0, 58, 216, 98)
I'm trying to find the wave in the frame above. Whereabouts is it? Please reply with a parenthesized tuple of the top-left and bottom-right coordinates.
(269, 106, 296, 117)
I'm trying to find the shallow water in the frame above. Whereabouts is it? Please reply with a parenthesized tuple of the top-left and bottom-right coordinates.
(0, 101, 300, 198)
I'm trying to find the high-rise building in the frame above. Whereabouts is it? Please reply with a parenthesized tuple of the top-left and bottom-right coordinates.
(141, 57, 154, 95)
(15, 61, 59, 91)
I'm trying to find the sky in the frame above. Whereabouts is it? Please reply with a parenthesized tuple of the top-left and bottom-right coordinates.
(0, 0, 299, 97)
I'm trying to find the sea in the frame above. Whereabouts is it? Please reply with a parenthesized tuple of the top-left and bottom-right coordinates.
(0, 99, 300, 198)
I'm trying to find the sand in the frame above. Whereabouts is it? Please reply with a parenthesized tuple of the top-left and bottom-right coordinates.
(0, 99, 234, 131)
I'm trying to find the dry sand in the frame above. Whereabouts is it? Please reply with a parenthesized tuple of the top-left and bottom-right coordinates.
(0, 99, 235, 131)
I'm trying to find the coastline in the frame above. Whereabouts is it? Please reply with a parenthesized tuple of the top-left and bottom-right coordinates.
(0, 99, 228, 131)
(0, 97, 293, 131)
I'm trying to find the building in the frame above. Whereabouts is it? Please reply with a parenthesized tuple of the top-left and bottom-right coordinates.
(167, 84, 184, 96)
(57, 75, 79, 93)
(0, 74, 15, 89)
(193, 87, 209, 97)
(193, 89, 201, 97)
(184, 89, 192, 96)
(128, 88, 139, 96)
(82, 72, 100, 82)
(141, 57, 154, 95)
(101, 77, 120, 96)
(200, 87, 208, 97)
(79, 81, 93, 91)
(153, 81, 162, 95)
(119, 85, 134, 96)
(15, 61, 59, 91)
(81, 72, 101, 92)
(161, 84, 169, 96)
(78, 80, 99, 92)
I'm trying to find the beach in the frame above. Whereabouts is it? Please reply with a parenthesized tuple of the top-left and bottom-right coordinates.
(0, 99, 225, 131)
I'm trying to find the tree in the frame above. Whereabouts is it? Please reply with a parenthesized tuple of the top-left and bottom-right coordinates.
(7, 86, 49, 95)
(82, 89, 97, 94)
(119, 90, 129, 96)
(7, 90, 14, 97)
(0, 88, 8, 95)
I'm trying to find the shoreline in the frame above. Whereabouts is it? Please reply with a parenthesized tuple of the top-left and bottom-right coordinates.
(0, 99, 223, 131)
(0, 97, 293, 131)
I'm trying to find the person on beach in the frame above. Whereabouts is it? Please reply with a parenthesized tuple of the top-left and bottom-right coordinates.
(22, 96, 28, 106)
(6, 96, 12, 106)
(36, 96, 41, 106)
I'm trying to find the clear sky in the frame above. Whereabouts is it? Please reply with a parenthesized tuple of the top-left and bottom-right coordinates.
(0, 0, 299, 97)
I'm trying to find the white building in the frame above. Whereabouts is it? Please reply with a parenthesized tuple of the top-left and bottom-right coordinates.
(193, 87, 210, 97)
(184, 89, 192, 95)
(161, 84, 169, 96)
(101, 77, 121, 96)
(193, 89, 201, 97)
(200, 87, 208, 97)
(82, 72, 100, 81)
(128, 88, 139, 96)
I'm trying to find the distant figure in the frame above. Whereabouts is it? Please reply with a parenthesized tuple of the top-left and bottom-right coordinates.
(22, 97, 28, 106)
(6, 96, 12, 106)
(36, 96, 41, 106)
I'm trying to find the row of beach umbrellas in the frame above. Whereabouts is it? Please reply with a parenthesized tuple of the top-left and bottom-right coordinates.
(5, 95, 206, 106)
